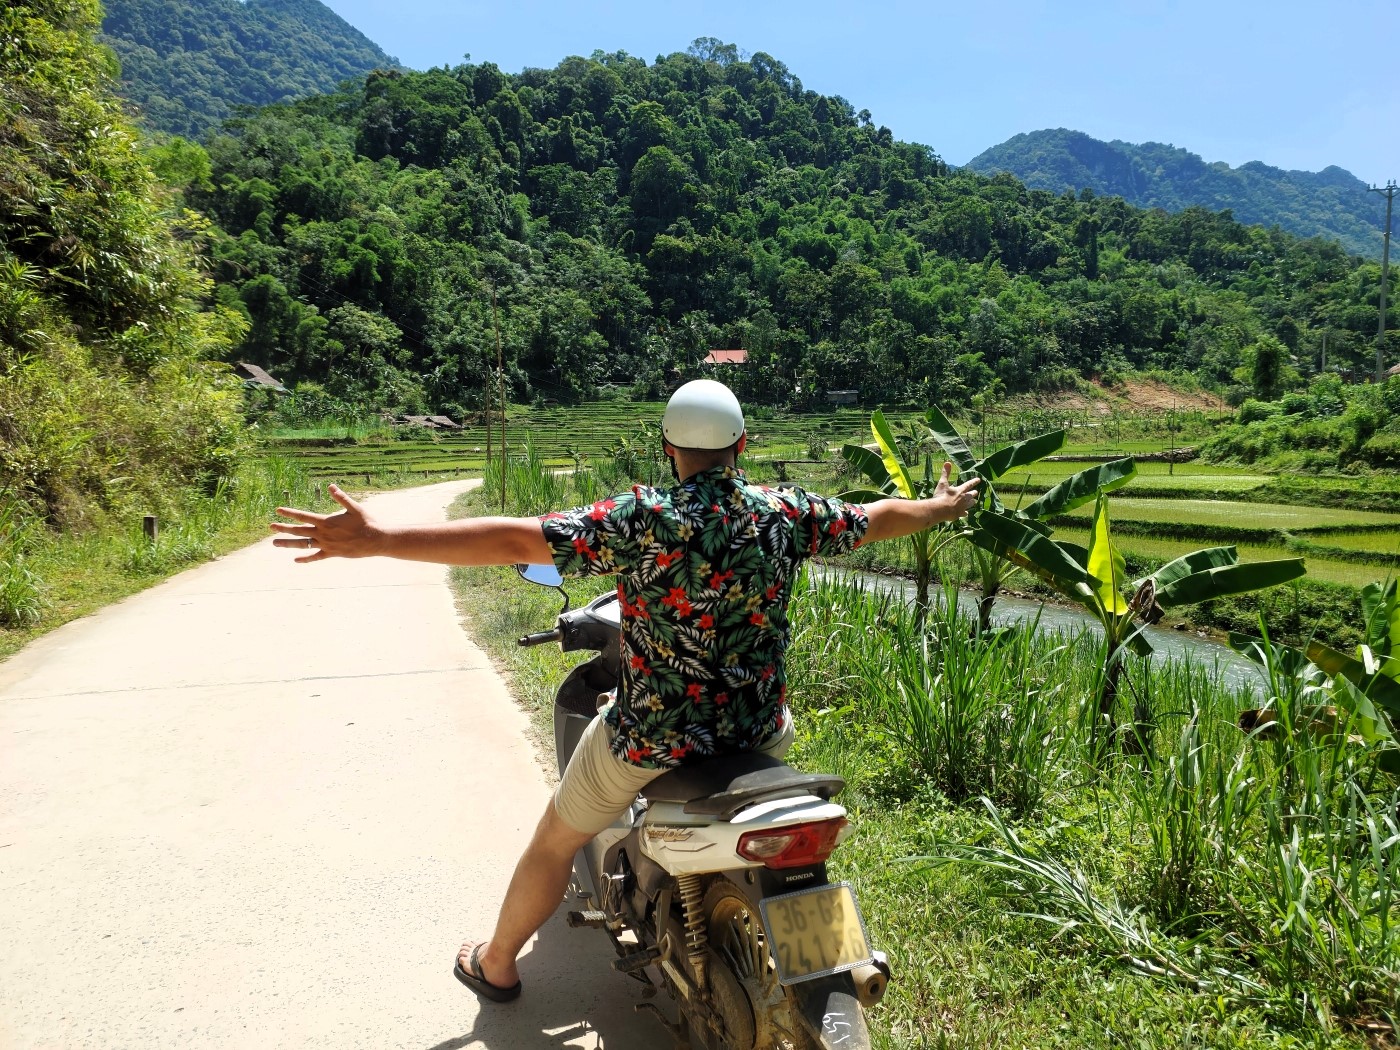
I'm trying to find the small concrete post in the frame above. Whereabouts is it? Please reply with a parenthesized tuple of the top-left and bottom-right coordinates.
(142, 515, 158, 543)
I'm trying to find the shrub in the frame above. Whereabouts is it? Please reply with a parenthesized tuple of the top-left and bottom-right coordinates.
(1237, 398, 1281, 424)
(1360, 430, 1400, 468)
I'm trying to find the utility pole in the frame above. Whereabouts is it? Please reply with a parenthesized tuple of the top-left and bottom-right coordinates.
(484, 287, 495, 472)
(1369, 181, 1395, 382)
(1167, 399, 1177, 476)
(491, 286, 506, 512)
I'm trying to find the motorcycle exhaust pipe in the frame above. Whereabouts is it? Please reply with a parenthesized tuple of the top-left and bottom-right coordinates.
(850, 951, 891, 1008)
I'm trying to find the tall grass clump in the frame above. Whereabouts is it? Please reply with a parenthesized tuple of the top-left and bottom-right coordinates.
(935, 624, 1400, 1033)
(788, 566, 1399, 1038)
(789, 573, 1075, 816)
(482, 439, 568, 515)
(120, 456, 320, 575)
(0, 495, 46, 626)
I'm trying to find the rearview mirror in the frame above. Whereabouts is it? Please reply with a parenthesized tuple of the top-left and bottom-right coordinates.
(517, 562, 564, 588)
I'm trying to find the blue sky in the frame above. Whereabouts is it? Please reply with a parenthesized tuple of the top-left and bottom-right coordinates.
(319, 0, 1397, 186)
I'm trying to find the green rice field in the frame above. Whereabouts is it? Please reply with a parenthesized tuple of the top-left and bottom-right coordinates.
(1002, 463, 1272, 494)
(266, 402, 877, 477)
(265, 403, 1399, 593)
(1058, 497, 1400, 531)
(1051, 527, 1394, 588)
(1304, 528, 1400, 553)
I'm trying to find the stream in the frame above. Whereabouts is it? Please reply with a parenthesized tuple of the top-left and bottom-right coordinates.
(814, 567, 1265, 693)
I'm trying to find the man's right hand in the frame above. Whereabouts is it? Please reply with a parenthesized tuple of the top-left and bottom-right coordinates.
(270, 484, 385, 563)
(861, 462, 981, 543)
(929, 461, 981, 520)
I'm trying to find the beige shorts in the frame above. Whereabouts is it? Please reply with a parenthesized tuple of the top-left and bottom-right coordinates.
(552, 711, 795, 836)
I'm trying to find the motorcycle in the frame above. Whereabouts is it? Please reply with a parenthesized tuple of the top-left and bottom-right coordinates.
(515, 563, 889, 1050)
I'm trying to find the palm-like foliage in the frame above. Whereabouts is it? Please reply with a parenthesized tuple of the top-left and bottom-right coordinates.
(839, 409, 968, 621)
(973, 501, 1307, 751)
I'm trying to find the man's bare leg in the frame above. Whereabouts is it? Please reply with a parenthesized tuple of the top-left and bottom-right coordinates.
(459, 801, 593, 989)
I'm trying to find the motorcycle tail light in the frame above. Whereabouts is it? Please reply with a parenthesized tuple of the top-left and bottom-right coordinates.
(736, 817, 848, 869)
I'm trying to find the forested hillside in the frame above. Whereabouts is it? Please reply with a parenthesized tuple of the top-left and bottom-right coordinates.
(1, 0, 244, 527)
(967, 129, 1389, 258)
(100, 0, 398, 138)
(189, 44, 1394, 418)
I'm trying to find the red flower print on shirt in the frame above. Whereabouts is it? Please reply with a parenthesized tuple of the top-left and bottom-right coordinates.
(538, 467, 868, 770)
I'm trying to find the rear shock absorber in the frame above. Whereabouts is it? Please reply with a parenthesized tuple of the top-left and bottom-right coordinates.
(678, 873, 708, 987)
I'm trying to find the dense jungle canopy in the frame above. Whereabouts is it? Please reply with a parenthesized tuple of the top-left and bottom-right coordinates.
(3, 4, 1397, 528)
(185, 41, 1395, 416)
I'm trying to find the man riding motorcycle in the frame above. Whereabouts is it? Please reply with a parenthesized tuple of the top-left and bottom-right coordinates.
(270, 379, 980, 1004)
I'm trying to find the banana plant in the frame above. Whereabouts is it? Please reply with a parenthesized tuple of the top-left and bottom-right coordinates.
(839, 410, 969, 622)
(920, 405, 1137, 632)
(843, 406, 1139, 631)
(970, 497, 1307, 751)
(1229, 579, 1400, 775)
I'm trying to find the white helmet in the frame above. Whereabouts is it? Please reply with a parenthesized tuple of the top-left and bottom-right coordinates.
(662, 380, 746, 450)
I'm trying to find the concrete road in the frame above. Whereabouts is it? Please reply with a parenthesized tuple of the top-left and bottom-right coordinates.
(0, 481, 659, 1050)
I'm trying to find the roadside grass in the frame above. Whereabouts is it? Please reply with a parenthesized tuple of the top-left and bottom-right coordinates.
(783, 574, 1394, 1050)
(444, 468, 1394, 1050)
(0, 457, 331, 662)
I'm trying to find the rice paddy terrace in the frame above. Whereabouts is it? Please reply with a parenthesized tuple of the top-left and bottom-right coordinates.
(262, 402, 877, 478)
(264, 403, 1400, 588)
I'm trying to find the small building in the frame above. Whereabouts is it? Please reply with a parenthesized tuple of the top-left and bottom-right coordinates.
(825, 389, 860, 406)
(234, 362, 287, 393)
(703, 349, 749, 367)
(393, 414, 461, 430)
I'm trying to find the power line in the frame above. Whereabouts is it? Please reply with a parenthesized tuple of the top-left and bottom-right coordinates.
(1368, 180, 1395, 382)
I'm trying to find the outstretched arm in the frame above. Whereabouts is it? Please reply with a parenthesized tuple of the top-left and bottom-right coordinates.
(861, 462, 980, 544)
(271, 484, 553, 566)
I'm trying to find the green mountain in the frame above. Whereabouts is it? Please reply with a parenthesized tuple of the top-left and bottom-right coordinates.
(181, 44, 1393, 418)
(100, 0, 398, 138)
(966, 129, 1388, 258)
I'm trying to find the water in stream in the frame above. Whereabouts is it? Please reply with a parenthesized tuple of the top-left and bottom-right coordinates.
(815, 567, 1264, 693)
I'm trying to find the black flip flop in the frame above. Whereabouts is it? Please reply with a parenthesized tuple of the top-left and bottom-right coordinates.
(453, 944, 522, 1003)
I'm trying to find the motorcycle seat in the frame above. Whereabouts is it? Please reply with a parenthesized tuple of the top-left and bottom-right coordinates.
(642, 753, 845, 820)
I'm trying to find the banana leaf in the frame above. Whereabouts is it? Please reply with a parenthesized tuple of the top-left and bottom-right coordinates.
(840, 444, 896, 495)
(1022, 458, 1136, 519)
(1155, 558, 1305, 610)
(1330, 675, 1394, 745)
(1360, 579, 1398, 652)
(871, 411, 916, 499)
(1305, 639, 1400, 720)
(976, 430, 1065, 481)
(968, 510, 1095, 600)
(1086, 495, 1128, 616)
(924, 405, 977, 475)
(1141, 546, 1238, 593)
(1229, 634, 1400, 775)
(1059, 541, 1090, 567)
(1359, 580, 1399, 679)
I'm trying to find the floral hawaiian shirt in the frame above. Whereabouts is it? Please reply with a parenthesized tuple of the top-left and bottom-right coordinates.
(539, 465, 868, 770)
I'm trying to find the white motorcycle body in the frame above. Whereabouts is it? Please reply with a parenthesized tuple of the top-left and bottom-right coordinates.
(521, 575, 887, 1050)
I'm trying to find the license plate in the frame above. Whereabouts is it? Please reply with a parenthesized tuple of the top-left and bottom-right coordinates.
(760, 882, 874, 985)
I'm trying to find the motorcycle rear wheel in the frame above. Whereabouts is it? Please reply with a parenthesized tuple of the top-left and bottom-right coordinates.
(697, 880, 818, 1050)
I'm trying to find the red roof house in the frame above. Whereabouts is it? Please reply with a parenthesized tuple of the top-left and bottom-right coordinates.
(702, 349, 749, 366)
